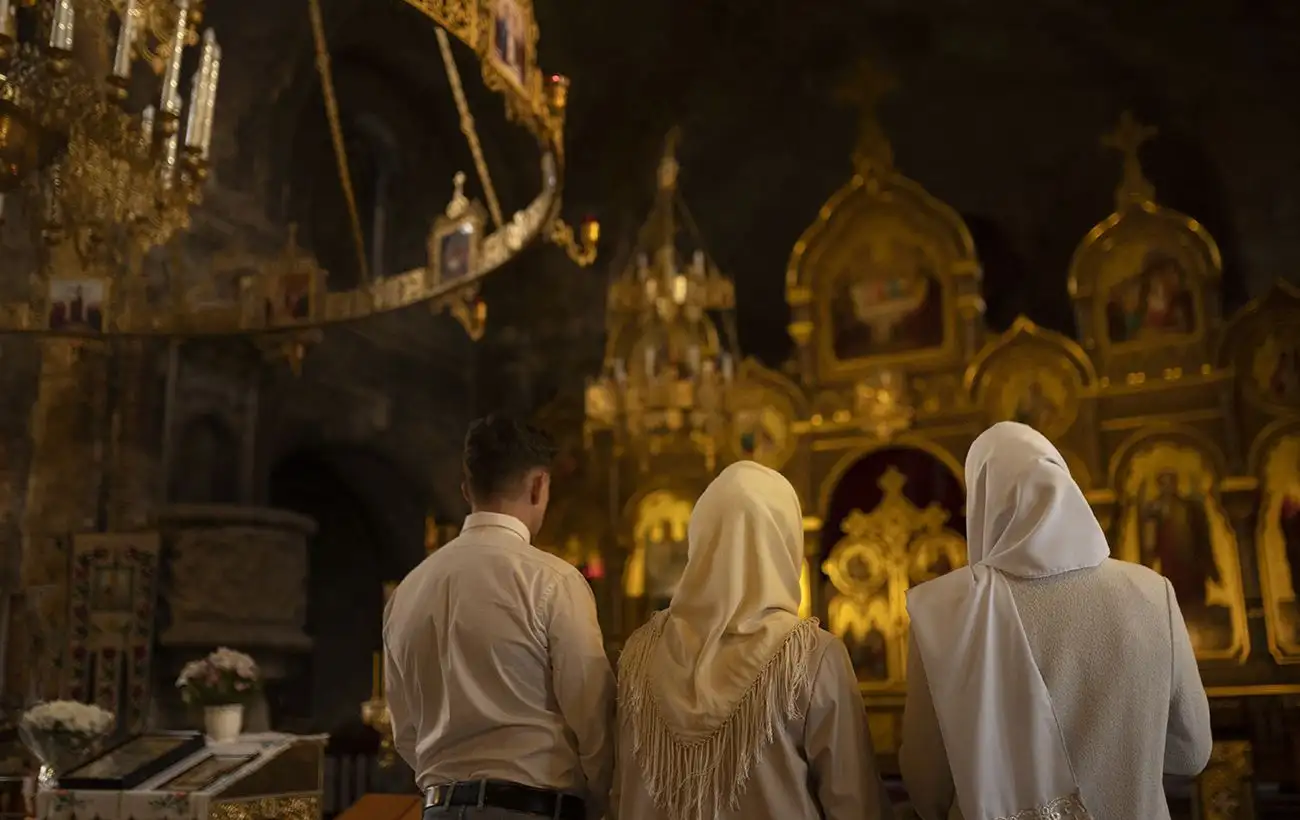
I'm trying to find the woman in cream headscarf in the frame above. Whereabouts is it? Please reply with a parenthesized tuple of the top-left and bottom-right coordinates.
(615, 461, 895, 820)
(901, 422, 1212, 820)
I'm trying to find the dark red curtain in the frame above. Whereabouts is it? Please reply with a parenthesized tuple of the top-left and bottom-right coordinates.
(820, 446, 966, 564)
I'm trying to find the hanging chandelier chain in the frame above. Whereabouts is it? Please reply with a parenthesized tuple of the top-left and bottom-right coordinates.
(435, 26, 504, 229)
(307, 0, 371, 283)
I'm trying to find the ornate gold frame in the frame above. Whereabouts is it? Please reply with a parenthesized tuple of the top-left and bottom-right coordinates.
(786, 172, 978, 383)
(1109, 427, 1250, 664)
(1250, 419, 1300, 664)
(43, 276, 112, 335)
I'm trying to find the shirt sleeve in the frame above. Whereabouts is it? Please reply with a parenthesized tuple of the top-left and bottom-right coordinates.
(1164, 578, 1213, 776)
(804, 636, 897, 820)
(547, 571, 616, 819)
(899, 630, 956, 820)
(382, 595, 420, 775)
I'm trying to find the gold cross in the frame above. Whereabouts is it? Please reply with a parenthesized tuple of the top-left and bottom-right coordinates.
(1101, 111, 1157, 163)
(834, 59, 896, 176)
(1101, 111, 1157, 206)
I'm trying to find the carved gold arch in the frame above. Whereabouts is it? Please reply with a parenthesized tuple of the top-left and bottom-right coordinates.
(1109, 425, 1249, 663)
(1251, 419, 1300, 664)
(1067, 115, 1222, 366)
(963, 316, 1097, 441)
(785, 170, 982, 382)
(1217, 279, 1300, 416)
(723, 357, 809, 474)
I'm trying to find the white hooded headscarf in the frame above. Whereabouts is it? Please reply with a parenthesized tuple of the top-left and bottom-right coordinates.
(617, 461, 821, 820)
(906, 422, 1108, 820)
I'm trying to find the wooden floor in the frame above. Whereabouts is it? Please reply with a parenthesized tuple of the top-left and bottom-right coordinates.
(337, 794, 422, 820)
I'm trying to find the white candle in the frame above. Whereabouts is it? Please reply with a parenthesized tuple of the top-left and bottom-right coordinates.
(692, 250, 705, 276)
(198, 42, 220, 155)
(721, 353, 734, 380)
(687, 345, 700, 373)
(0, 0, 14, 39)
(160, 0, 190, 116)
(140, 104, 156, 146)
(160, 133, 178, 189)
(184, 30, 215, 149)
(112, 0, 137, 79)
(49, 0, 75, 51)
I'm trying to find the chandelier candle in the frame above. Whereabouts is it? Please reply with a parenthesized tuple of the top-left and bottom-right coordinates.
(0, 0, 13, 60)
(48, 0, 74, 53)
(183, 29, 216, 151)
(111, 0, 138, 81)
(199, 42, 220, 155)
(159, 0, 190, 120)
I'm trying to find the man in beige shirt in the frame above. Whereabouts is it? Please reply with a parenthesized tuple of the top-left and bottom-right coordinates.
(384, 416, 615, 820)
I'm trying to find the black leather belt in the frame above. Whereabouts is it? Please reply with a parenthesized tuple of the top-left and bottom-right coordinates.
(423, 780, 585, 820)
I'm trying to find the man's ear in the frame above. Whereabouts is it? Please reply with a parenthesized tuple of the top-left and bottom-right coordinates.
(461, 481, 471, 506)
(529, 470, 548, 505)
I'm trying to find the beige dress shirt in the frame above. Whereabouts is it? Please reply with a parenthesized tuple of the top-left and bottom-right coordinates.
(612, 629, 896, 820)
(383, 512, 616, 818)
(900, 559, 1212, 820)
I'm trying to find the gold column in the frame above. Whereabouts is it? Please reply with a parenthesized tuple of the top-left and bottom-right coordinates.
(1197, 741, 1256, 820)
(17, 339, 110, 699)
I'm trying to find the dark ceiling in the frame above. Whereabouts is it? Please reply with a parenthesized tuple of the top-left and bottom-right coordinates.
(245, 0, 1300, 373)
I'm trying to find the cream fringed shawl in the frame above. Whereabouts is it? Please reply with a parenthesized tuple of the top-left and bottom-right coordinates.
(618, 613, 820, 820)
(616, 461, 821, 820)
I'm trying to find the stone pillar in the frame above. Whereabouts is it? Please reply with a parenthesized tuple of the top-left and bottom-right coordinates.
(153, 504, 315, 730)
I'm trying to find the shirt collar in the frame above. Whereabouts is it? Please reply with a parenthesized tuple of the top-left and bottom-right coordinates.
(462, 511, 531, 543)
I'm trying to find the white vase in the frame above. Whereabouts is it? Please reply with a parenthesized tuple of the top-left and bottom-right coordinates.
(204, 704, 244, 743)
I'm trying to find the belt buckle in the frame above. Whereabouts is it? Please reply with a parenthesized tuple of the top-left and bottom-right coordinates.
(427, 784, 449, 808)
(551, 793, 565, 820)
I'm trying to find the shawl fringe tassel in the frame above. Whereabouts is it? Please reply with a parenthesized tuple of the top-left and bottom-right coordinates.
(617, 614, 821, 820)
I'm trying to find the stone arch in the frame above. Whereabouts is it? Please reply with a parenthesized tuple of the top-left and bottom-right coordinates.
(170, 413, 242, 504)
(267, 444, 427, 734)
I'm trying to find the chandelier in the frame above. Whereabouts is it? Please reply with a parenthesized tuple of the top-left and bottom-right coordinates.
(0, 0, 594, 345)
(0, 0, 217, 291)
(584, 130, 739, 470)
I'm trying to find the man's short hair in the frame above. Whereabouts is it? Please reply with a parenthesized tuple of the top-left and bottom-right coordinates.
(463, 414, 558, 501)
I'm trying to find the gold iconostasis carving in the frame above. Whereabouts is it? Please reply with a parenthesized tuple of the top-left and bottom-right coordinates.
(553, 100, 1300, 718)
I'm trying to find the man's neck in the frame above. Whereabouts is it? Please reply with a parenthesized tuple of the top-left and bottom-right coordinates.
(470, 503, 533, 538)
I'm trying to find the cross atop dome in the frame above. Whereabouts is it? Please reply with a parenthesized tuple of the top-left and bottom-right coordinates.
(834, 59, 897, 177)
(1101, 111, 1158, 208)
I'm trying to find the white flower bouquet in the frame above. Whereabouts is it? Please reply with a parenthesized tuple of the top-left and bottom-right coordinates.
(176, 647, 261, 706)
(19, 700, 115, 784)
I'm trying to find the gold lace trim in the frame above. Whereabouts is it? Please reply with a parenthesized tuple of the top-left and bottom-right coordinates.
(992, 792, 1092, 820)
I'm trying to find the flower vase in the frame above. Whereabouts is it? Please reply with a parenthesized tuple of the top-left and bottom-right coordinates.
(18, 727, 109, 791)
(204, 704, 244, 743)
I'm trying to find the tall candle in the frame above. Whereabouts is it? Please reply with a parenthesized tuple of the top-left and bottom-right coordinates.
(0, 0, 14, 39)
(159, 0, 190, 116)
(111, 0, 137, 79)
(49, 0, 74, 51)
(183, 30, 215, 149)
(140, 104, 156, 146)
(160, 132, 178, 189)
(198, 42, 221, 155)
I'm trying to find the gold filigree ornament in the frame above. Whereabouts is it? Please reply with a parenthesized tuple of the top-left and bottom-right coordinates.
(584, 130, 741, 472)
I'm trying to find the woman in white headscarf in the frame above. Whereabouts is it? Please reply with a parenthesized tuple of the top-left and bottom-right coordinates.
(614, 461, 895, 820)
(901, 422, 1212, 820)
